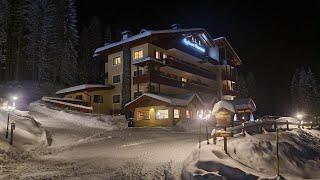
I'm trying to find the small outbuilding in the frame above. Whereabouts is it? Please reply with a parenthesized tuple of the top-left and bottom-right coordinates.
(232, 98, 256, 123)
(125, 93, 204, 127)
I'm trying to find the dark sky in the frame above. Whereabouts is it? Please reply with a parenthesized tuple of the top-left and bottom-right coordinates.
(78, 1, 320, 116)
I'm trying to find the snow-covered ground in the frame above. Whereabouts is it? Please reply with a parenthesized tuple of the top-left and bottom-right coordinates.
(0, 102, 200, 179)
(182, 128, 320, 179)
(1, 102, 320, 179)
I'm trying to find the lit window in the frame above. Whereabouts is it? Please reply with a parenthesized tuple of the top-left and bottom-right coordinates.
(163, 53, 167, 59)
(113, 75, 121, 83)
(93, 95, 103, 103)
(112, 56, 121, 65)
(134, 50, 143, 60)
(156, 109, 169, 119)
(174, 109, 180, 119)
(113, 95, 120, 103)
(155, 50, 160, 59)
(138, 110, 150, 120)
(186, 110, 192, 118)
(181, 77, 187, 82)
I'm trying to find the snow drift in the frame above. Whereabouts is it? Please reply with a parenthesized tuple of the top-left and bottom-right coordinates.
(29, 101, 127, 130)
(182, 129, 320, 179)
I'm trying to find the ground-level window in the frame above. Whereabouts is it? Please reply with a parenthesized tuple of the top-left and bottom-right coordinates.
(113, 75, 121, 84)
(75, 95, 83, 100)
(186, 110, 192, 118)
(93, 95, 103, 103)
(155, 50, 161, 59)
(174, 109, 180, 119)
(137, 110, 150, 120)
(134, 91, 143, 99)
(156, 109, 169, 119)
(113, 94, 120, 103)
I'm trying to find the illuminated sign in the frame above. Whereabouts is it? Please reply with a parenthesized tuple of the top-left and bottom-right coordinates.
(183, 38, 206, 53)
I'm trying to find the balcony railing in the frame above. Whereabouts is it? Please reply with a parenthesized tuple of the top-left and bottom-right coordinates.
(222, 72, 236, 82)
(222, 88, 237, 96)
(164, 57, 216, 81)
(133, 73, 215, 93)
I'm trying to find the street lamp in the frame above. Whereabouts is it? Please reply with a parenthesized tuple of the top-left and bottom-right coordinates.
(3, 96, 18, 138)
(296, 112, 303, 120)
(198, 109, 212, 145)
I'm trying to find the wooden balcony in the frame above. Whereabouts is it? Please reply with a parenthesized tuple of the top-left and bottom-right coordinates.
(133, 73, 215, 93)
(222, 72, 236, 82)
(222, 88, 237, 96)
(164, 57, 216, 81)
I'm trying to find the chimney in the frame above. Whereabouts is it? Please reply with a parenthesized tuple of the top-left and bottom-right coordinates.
(171, 24, 179, 30)
(122, 30, 132, 40)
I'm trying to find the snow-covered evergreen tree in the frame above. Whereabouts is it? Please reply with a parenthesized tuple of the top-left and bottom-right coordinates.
(0, 0, 8, 67)
(290, 68, 299, 111)
(78, 16, 104, 84)
(26, 0, 56, 84)
(234, 71, 249, 98)
(246, 72, 256, 100)
(104, 26, 112, 44)
(52, 0, 79, 86)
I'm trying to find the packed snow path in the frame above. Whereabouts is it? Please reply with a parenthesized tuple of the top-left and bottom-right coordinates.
(1, 107, 200, 179)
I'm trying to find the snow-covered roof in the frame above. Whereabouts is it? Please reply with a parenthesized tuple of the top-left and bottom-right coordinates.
(94, 28, 206, 56)
(125, 93, 204, 108)
(232, 98, 256, 112)
(212, 100, 235, 113)
(212, 37, 242, 64)
(56, 84, 112, 95)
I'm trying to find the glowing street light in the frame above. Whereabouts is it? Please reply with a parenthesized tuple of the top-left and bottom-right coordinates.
(198, 109, 212, 145)
(296, 113, 303, 120)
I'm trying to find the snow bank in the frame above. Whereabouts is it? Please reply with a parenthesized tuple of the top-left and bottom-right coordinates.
(28, 101, 127, 130)
(0, 110, 48, 151)
(182, 129, 320, 179)
(175, 119, 216, 133)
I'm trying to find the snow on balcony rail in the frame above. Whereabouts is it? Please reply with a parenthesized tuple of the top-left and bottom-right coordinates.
(42, 97, 93, 111)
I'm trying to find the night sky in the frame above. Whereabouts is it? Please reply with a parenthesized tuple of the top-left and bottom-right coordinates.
(78, 1, 319, 116)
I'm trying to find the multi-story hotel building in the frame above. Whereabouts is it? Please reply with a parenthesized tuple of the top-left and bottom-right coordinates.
(56, 26, 241, 126)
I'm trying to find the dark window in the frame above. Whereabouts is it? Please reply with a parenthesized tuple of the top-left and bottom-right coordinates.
(113, 95, 120, 103)
(134, 91, 143, 99)
(93, 95, 103, 103)
(134, 70, 143, 77)
(113, 75, 121, 83)
(75, 95, 83, 100)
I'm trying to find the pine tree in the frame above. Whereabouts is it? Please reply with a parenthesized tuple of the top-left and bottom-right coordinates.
(290, 68, 299, 111)
(104, 26, 112, 43)
(234, 71, 249, 98)
(0, 0, 8, 79)
(246, 72, 256, 100)
(52, 0, 79, 86)
(26, 0, 56, 84)
(78, 16, 104, 84)
(4, 0, 29, 80)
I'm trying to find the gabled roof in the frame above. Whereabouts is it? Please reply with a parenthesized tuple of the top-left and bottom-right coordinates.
(212, 100, 236, 113)
(212, 37, 242, 65)
(94, 28, 212, 56)
(125, 93, 204, 110)
(56, 84, 113, 95)
(232, 98, 256, 112)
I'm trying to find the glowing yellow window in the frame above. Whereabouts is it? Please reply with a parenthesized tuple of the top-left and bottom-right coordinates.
(134, 50, 143, 60)
(174, 109, 180, 119)
(112, 56, 121, 65)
